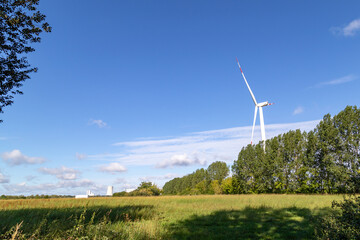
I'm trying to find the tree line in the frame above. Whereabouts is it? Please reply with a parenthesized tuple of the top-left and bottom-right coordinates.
(113, 182, 161, 197)
(163, 161, 229, 195)
(163, 105, 360, 195)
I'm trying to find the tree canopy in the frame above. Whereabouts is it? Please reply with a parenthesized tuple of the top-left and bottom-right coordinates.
(113, 182, 161, 197)
(0, 0, 51, 121)
(207, 161, 229, 183)
(232, 105, 360, 194)
(163, 161, 229, 195)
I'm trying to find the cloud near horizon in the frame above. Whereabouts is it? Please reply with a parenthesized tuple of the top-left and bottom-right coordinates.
(88, 120, 320, 169)
(76, 153, 87, 160)
(1, 179, 103, 194)
(1, 150, 46, 166)
(99, 162, 127, 174)
(139, 173, 179, 182)
(156, 153, 207, 168)
(0, 171, 9, 184)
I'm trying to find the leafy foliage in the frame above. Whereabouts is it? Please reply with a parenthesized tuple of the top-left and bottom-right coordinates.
(114, 182, 162, 197)
(207, 161, 229, 183)
(163, 161, 229, 195)
(232, 105, 360, 194)
(316, 195, 360, 239)
(0, 0, 51, 120)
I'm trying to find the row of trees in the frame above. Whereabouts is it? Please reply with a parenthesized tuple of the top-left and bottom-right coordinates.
(113, 182, 161, 197)
(163, 161, 229, 195)
(233, 105, 360, 194)
(163, 106, 360, 195)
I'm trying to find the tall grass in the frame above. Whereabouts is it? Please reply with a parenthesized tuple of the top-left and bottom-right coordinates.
(0, 195, 344, 239)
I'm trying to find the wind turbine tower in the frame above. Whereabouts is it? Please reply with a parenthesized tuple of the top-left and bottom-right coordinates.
(236, 58, 273, 149)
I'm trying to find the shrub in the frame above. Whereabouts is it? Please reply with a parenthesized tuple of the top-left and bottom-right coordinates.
(113, 191, 129, 197)
(127, 182, 162, 196)
(316, 195, 360, 239)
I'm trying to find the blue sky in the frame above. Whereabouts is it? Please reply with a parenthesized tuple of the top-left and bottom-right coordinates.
(0, 0, 360, 195)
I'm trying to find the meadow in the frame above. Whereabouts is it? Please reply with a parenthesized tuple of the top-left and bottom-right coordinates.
(0, 194, 344, 239)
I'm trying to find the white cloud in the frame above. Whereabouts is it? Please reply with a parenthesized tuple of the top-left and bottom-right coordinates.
(331, 18, 360, 36)
(88, 120, 319, 169)
(25, 175, 37, 181)
(2, 179, 102, 195)
(113, 178, 137, 191)
(113, 177, 126, 184)
(89, 119, 107, 128)
(57, 179, 94, 188)
(343, 18, 360, 36)
(315, 75, 357, 87)
(99, 162, 127, 174)
(1, 149, 46, 166)
(139, 173, 178, 182)
(156, 153, 206, 168)
(293, 106, 304, 115)
(39, 166, 80, 180)
(0, 171, 9, 183)
(76, 153, 87, 160)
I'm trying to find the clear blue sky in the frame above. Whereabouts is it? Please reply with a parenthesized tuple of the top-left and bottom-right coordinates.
(1, 0, 359, 195)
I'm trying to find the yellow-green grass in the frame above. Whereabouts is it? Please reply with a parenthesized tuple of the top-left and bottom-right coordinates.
(0, 195, 345, 239)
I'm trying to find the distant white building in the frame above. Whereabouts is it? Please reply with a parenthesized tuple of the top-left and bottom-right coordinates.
(106, 186, 113, 196)
(75, 190, 94, 199)
(75, 195, 88, 199)
(86, 190, 95, 196)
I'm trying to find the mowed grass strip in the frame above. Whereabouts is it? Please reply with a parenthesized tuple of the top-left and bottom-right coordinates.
(0, 195, 344, 239)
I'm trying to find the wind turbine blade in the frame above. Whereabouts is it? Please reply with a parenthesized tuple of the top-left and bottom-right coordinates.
(251, 106, 258, 145)
(259, 107, 266, 149)
(236, 58, 257, 105)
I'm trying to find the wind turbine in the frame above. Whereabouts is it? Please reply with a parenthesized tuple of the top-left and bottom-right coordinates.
(236, 58, 273, 149)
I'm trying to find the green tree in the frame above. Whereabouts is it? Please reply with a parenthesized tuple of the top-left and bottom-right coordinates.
(220, 177, 238, 194)
(232, 105, 360, 194)
(315, 113, 341, 193)
(232, 144, 256, 193)
(305, 130, 320, 193)
(163, 168, 208, 195)
(266, 135, 284, 193)
(207, 161, 229, 184)
(131, 182, 161, 196)
(0, 0, 51, 121)
(113, 191, 128, 197)
(209, 180, 222, 194)
(316, 196, 360, 239)
(194, 180, 208, 194)
(333, 106, 360, 193)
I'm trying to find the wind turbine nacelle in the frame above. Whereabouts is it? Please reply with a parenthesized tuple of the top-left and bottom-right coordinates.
(257, 101, 269, 107)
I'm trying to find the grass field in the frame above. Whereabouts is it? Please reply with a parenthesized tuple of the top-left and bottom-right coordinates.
(0, 194, 344, 239)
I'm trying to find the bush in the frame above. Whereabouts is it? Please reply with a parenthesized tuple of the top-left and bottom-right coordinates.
(127, 182, 162, 196)
(316, 195, 360, 239)
(113, 191, 129, 197)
